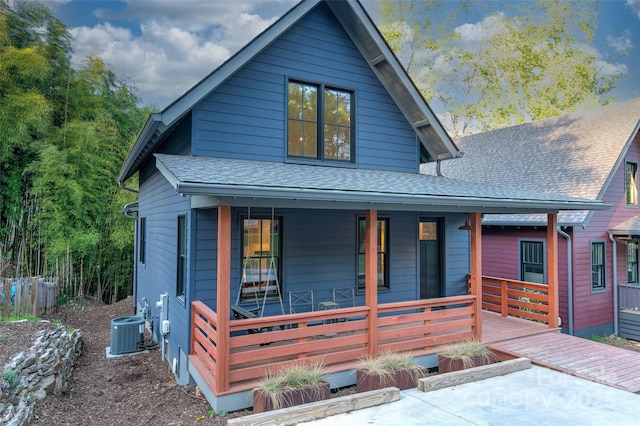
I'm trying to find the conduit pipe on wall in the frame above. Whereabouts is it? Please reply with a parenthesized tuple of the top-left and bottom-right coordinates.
(557, 226, 573, 335)
(609, 233, 619, 336)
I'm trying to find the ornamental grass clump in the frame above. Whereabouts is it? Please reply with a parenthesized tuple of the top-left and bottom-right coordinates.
(439, 338, 496, 369)
(254, 360, 327, 410)
(357, 351, 424, 386)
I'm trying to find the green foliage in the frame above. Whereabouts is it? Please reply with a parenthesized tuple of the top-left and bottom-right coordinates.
(378, 0, 624, 136)
(0, 369, 19, 389)
(0, 1, 146, 304)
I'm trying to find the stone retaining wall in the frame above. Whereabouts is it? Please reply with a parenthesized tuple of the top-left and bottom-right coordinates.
(0, 323, 82, 426)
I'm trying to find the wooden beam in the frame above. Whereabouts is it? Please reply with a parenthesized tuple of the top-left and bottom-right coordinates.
(547, 214, 559, 329)
(216, 205, 231, 393)
(418, 358, 531, 392)
(365, 209, 378, 357)
(227, 387, 400, 426)
(470, 212, 482, 339)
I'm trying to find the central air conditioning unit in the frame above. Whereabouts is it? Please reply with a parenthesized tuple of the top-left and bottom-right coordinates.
(110, 316, 145, 355)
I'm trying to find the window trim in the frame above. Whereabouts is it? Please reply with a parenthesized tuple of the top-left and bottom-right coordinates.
(239, 214, 283, 303)
(626, 161, 638, 207)
(286, 78, 355, 164)
(519, 239, 546, 284)
(627, 241, 639, 284)
(176, 215, 187, 301)
(590, 240, 606, 292)
(357, 216, 390, 294)
(139, 217, 146, 265)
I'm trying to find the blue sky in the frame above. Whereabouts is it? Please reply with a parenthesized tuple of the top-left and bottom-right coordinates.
(36, 0, 640, 110)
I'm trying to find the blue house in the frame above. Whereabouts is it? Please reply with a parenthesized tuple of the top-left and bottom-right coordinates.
(117, 0, 606, 411)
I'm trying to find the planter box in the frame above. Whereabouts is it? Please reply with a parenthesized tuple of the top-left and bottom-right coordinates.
(252, 381, 331, 413)
(356, 369, 418, 392)
(437, 353, 497, 374)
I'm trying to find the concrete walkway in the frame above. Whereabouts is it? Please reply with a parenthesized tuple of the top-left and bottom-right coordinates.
(301, 366, 640, 425)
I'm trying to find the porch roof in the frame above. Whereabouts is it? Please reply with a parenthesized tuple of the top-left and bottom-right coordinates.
(154, 154, 609, 214)
(609, 214, 640, 237)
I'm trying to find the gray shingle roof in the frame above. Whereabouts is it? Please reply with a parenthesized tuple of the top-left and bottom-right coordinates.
(610, 214, 640, 236)
(423, 98, 640, 224)
(154, 154, 607, 213)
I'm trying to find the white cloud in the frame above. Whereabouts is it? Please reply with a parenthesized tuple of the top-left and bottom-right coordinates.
(454, 13, 506, 43)
(607, 31, 633, 54)
(69, 0, 293, 108)
(628, 0, 640, 19)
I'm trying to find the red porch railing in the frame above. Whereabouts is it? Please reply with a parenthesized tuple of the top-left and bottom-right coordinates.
(480, 275, 551, 325)
(191, 294, 477, 395)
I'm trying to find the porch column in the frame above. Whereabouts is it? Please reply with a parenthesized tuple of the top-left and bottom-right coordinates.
(366, 209, 378, 356)
(547, 213, 559, 328)
(469, 212, 482, 339)
(216, 205, 231, 393)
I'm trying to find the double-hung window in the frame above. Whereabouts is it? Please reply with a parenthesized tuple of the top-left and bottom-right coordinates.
(357, 217, 389, 292)
(241, 216, 282, 301)
(591, 241, 606, 291)
(287, 81, 353, 162)
(176, 215, 187, 299)
(520, 241, 545, 283)
(628, 241, 639, 284)
(626, 162, 638, 206)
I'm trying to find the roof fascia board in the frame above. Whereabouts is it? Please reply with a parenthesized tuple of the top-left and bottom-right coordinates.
(155, 156, 181, 191)
(327, 0, 459, 161)
(173, 181, 608, 212)
(593, 118, 640, 202)
(160, 0, 319, 127)
(118, 114, 162, 183)
(583, 119, 640, 228)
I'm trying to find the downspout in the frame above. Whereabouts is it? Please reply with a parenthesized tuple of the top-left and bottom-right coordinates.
(557, 226, 573, 335)
(608, 233, 619, 336)
(121, 201, 139, 315)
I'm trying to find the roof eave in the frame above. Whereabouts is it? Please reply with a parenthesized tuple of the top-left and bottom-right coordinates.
(118, 113, 163, 183)
(327, 0, 459, 162)
(171, 182, 609, 214)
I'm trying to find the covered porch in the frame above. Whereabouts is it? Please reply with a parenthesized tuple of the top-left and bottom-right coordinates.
(188, 209, 561, 410)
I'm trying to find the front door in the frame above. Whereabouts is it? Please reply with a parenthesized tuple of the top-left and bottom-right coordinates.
(420, 219, 443, 299)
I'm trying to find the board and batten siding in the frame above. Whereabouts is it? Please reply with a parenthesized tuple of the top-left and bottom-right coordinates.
(192, 208, 470, 315)
(192, 2, 419, 173)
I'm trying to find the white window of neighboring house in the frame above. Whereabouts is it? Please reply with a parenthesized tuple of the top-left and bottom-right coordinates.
(591, 241, 606, 291)
(520, 240, 545, 283)
(627, 241, 639, 284)
(626, 162, 638, 206)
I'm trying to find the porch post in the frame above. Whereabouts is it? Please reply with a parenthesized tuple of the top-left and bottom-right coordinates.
(216, 205, 231, 393)
(469, 212, 482, 339)
(366, 209, 378, 356)
(547, 213, 559, 328)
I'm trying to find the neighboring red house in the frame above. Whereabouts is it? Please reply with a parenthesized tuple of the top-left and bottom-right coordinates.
(425, 99, 640, 338)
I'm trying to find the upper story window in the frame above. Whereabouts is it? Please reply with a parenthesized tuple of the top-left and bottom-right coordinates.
(626, 162, 638, 206)
(591, 241, 606, 291)
(287, 81, 353, 163)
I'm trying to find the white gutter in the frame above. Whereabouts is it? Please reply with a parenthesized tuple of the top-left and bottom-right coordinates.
(609, 233, 619, 336)
(557, 226, 573, 335)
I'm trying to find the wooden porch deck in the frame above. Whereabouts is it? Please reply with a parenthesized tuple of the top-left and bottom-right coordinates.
(484, 311, 640, 393)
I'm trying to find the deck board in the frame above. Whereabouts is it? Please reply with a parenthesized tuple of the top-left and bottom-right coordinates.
(484, 314, 640, 393)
